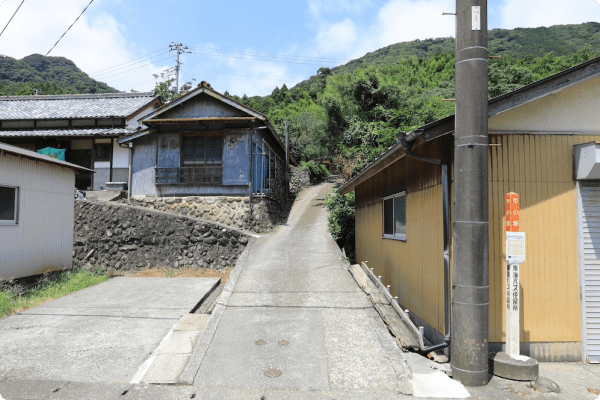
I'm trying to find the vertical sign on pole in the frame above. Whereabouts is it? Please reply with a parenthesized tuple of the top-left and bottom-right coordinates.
(505, 192, 525, 357)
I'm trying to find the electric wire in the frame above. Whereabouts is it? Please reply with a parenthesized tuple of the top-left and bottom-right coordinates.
(122, 0, 145, 74)
(190, 46, 348, 63)
(190, 50, 341, 67)
(0, 0, 24, 39)
(91, 50, 171, 79)
(88, 47, 167, 75)
(6, 0, 95, 96)
(95, 54, 175, 80)
(181, 65, 293, 82)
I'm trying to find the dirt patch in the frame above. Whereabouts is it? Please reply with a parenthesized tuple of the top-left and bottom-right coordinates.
(112, 267, 233, 282)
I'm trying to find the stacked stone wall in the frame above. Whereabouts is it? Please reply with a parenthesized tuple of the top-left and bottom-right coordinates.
(120, 196, 285, 233)
(290, 166, 311, 194)
(73, 201, 249, 273)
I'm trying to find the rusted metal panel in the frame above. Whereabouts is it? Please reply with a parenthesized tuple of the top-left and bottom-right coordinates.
(223, 131, 249, 185)
(0, 152, 75, 280)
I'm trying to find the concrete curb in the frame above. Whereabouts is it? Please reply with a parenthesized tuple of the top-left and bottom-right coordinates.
(178, 235, 258, 385)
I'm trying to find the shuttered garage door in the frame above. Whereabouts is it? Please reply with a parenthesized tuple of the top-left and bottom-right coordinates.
(579, 183, 600, 363)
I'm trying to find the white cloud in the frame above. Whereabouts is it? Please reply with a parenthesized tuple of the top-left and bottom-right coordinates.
(310, 0, 455, 60)
(0, 0, 167, 92)
(498, 0, 600, 29)
(308, 0, 372, 17)
(183, 45, 306, 97)
(316, 19, 360, 56)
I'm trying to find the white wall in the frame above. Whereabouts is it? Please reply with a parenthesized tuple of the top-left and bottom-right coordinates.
(490, 75, 600, 133)
(112, 139, 130, 169)
(0, 153, 75, 279)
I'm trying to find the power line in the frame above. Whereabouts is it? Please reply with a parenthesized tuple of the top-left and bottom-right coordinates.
(190, 46, 348, 63)
(181, 65, 294, 82)
(122, 0, 145, 74)
(88, 47, 167, 75)
(94, 54, 175, 80)
(7, 0, 95, 96)
(91, 50, 171, 79)
(190, 50, 340, 67)
(0, 0, 24, 39)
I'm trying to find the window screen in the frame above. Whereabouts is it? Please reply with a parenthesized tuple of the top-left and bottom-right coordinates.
(182, 136, 223, 166)
(382, 192, 406, 240)
(0, 186, 18, 224)
(383, 198, 394, 235)
(95, 144, 111, 161)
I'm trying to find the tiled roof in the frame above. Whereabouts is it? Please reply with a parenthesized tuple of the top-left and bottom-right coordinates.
(0, 127, 138, 138)
(0, 93, 158, 120)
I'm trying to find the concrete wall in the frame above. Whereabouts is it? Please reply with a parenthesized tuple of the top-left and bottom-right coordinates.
(73, 201, 250, 272)
(0, 153, 75, 279)
(93, 167, 110, 191)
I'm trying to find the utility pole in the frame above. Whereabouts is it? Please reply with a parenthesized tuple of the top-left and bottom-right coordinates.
(169, 42, 190, 94)
(451, 0, 489, 387)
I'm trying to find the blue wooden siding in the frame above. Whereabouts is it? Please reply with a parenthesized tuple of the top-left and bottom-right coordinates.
(131, 135, 158, 196)
(223, 132, 249, 185)
(161, 93, 248, 119)
(157, 134, 180, 168)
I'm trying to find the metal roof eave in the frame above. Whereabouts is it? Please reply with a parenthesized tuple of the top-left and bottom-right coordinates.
(0, 142, 95, 173)
(339, 54, 600, 194)
(142, 86, 267, 122)
(117, 129, 150, 144)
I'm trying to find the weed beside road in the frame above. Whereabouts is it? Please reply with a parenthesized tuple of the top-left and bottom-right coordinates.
(0, 268, 109, 318)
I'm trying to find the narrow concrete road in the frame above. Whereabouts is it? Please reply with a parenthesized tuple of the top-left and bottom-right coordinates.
(188, 182, 414, 398)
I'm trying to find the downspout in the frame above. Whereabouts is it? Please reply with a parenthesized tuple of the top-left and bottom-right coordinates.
(128, 142, 133, 200)
(399, 134, 452, 353)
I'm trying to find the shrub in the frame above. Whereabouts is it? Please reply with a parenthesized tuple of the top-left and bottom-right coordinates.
(324, 191, 355, 261)
(299, 160, 330, 183)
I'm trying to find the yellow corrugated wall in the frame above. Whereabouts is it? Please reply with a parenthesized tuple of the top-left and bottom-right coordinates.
(356, 133, 595, 344)
(488, 134, 595, 343)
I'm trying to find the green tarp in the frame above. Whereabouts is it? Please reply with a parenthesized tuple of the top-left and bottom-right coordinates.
(37, 147, 65, 161)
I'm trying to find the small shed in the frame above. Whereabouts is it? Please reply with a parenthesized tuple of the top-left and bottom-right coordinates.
(339, 55, 600, 363)
(0, 142, 93, 280)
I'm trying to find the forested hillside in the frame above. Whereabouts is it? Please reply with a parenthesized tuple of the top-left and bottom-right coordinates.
(0, 54, 116, 95)
(232, 22, 599, 177)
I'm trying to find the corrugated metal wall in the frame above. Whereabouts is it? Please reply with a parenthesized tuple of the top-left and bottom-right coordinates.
(356, 133, 596, 345)
(0, 153, 75, 279)
(487, 134, 596, 343)
(355, 138, 447, 334)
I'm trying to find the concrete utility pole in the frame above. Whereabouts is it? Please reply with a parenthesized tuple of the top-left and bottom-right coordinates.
(169, 42, 190, 94)
(451, 0, 490, 387)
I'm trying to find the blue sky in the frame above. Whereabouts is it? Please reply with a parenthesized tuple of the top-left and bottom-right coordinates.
(1, 0, 599, 96)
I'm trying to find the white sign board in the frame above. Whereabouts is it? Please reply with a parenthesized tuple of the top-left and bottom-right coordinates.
(506, 232, 526, 264)
(472, 6, 481, 31)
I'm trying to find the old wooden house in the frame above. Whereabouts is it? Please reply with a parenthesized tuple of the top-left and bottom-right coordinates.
(118, 82, 294, 203)
(339, 56, 600, 363)
(0, 92, 161, 191)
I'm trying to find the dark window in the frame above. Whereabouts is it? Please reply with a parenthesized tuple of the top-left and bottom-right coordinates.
(383, 192, 406, 240)
(0, 185, 18, 225)
(95, 144, 111, 161)
(182, 136, 223, 166)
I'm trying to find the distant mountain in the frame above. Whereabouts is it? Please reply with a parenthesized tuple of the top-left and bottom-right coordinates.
(0, 54, 117, 95)
(289, 22, 600, 95)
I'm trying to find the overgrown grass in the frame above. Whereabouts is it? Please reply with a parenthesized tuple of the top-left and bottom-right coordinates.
(0, 268, 109, 318)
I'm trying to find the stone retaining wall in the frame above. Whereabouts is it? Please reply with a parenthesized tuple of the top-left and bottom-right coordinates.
(120, 195, 285, 233)
(73, 201, 250, 273)
(290, 166, 311, 194)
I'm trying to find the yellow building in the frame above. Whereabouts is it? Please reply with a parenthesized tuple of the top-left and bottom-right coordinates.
(339, 56, 600, 363)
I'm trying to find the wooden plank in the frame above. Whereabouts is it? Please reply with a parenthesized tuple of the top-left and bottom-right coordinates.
(348, 264, 388, 304)
(373, 303, 420, 350)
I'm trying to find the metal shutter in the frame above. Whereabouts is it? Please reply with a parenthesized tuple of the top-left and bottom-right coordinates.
(579, 183, 600, 363)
